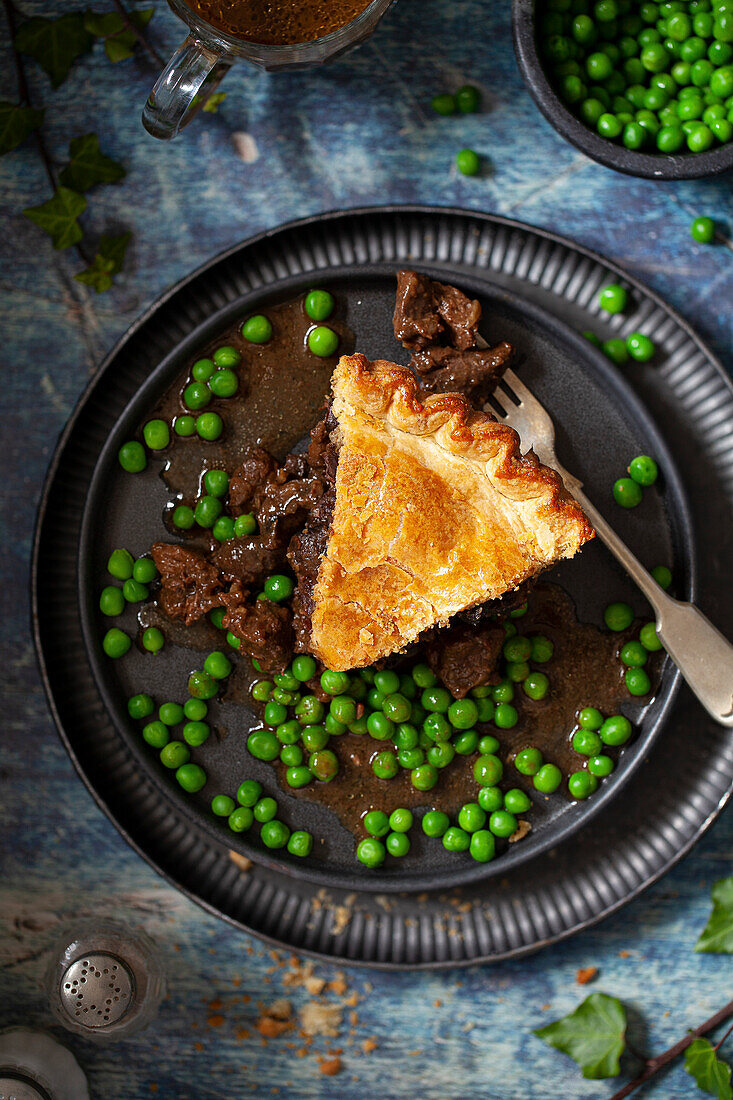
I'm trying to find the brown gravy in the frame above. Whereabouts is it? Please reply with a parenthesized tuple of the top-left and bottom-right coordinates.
(184, 0, 372, 46)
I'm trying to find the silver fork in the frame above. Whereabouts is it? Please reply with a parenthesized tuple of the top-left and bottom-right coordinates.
(490, 365, 733, 727)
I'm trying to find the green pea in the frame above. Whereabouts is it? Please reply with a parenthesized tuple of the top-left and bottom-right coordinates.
(504, 788, 532, 814)
(212, 517, 234, 542)
(488, 810, 518, 838)
(214, 346, 242, 368)
(99, 585, 124, 616)
(118, 441, 147, 473)
(253, 796, 277, 823)
(458, 802, 487, 832)
(228, 806, 254, 832)
(107, 548, 134, 580)
(473, 753, 503, 786)
(310, 748, 339, 782)
(357, 837, 385, 867)
(264, 700, 289, 728)
(142, 720, 169, 749)
(280, 746, 303, 768)
(421, 686, 452, 713)
(157, 702, 182, 726)
(599, 283, 628, 313)
(494, 703, 518, 729)
(184, 698, 207, 721)
(523, 672, 550, 700)
(304, 289, 335, 321)
(372, 750, 399, 779)
(603, 338, 629, 365)
(604, 601, 634, 631)
(529, 635, 554, 664)
(128, 693, 155, 720)
(174, 415, 196, 437)
(492, 680, 514, 704)
(431, 92, 456, 114)
(422, 810, 450, 837)
(196, 412, 223, 441)
(600, 714, 633, 745)
(102, 627, 131, 658)
(477, 786, 504, 813)
(389, 808, 413, 833)
(640, 621, 663, 651)
(398, 748, 424, 769)
(236, 779, 262, 807)
(172, 504, 195, 530)
(260, 819, 289, 849)
(412, 663, 436, 688)
(160, 741, 190, 769)
(176, 762, 207, 793)
(626, 334, 656, 362)
(383, 693, 412, 723)
(251, 680, 273, 703)
(234, 513, 257, 537)
(194, 495, 223, 528)
(247, 730, 280, 761)
(386, 831, 410, 857)
(657, 123, 686, 150)
(204, 651, 232, 680)
(456, 83, 481, 112)
(588, 754, 615, 777)
(183, 720, 210, 746)
(625, 667, 651, 695)
(211, 794, 235, 817)
(307, 326, 339, 357)
(209, 369, 239, 398)
(613, 477, 643, 507)
(363, 810, 390, 837)
(568, 770, 598, 799)
(188, 670, 217, 699)
(242, 315, 272, 344)
(411, 764, 439, 791)
(393, 723, 419, 751)
(578, 706, 604, 730)
(469, 829, 496, 862)
(514, 747, 543, 775)
(506, 660, 530, 683)
(453, 730, 480, 755)
(192, 358, 215, 381)
(427, 742, 455, 769)
(573, 728, 603, 755)
(621, 640, 648, 667)
(443, 826, 471, 852)
(183, 381, 211, 411)
(651, 564, 672, 589)
(292, 655, 317, 682)
(690, 215, 716, 242)
(456, 148, 481, 175)
(533, 763, 563, 793)
(143, 419, 170, 450)
(367, 712, 394, 741)
(288, 831, 313, 857)
(123, 578, 148, 603)
(503, 635, 532, 663)
(264, 574, 294, 602)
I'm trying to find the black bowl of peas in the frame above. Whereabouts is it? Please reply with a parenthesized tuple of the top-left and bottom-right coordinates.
(513, 0, 733, 178)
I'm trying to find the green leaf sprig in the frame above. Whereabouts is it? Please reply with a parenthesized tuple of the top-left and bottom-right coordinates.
(534, 993, 626, 1080)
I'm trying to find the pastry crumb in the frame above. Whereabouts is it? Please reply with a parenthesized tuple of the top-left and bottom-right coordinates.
(508, 819, 531, 843)
(576, 966, 598, 985)
(228, 850, 252, 872)
(299, 1002, 342, 1038)
(319, 1057, 343, 1076)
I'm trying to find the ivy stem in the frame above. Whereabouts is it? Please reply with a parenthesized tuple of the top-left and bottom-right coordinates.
(608, 998, 733, 1100)
(714, 1020, 733, 1054)
(111, 0, 165, 66)
(3, 0, 57, 194)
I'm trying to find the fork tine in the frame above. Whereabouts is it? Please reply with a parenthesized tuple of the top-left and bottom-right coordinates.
(499, 367, 534, 405)
(486, 387, 513, 420)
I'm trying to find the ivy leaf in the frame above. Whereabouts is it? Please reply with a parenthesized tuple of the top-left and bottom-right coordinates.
(534, 993, 626, 1079)
(15, 14, 94, 89)
(202, 92, 227, 114)
(58, 133, 125, 192)
(84, 9, 154, 61)
(685, 1039, 733, 1099)
(23, 187, 87, 249)
(0, 101, 45, 155)
(75, 232, 131, 292)
(696, 878, 733, 954)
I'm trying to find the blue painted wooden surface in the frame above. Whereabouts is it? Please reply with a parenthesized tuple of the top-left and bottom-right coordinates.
(1, 0, 732, 1095)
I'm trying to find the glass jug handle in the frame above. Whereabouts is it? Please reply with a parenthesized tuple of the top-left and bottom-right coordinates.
(142, 35, 231, 140)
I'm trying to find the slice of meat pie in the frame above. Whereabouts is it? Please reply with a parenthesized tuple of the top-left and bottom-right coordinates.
(294, 353, 594, 671)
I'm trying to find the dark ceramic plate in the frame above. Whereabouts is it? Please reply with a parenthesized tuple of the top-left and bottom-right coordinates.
(75, 268, 690, 893)
(34, 208, 733, 964)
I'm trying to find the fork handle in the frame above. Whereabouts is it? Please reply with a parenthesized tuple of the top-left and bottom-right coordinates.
(573, 487, 733, 727)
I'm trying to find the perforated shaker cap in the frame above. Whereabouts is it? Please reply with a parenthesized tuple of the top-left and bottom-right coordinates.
(0, 1076, 50, 1100)
(59, 954, 134, 1029)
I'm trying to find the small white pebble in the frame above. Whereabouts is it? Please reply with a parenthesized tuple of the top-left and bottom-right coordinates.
(231, 132, 259, 163)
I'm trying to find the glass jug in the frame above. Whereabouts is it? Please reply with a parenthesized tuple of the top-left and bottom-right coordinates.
(143, 0, 396, 140)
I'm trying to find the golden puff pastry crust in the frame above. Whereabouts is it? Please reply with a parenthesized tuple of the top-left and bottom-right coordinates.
(309, 353, 594, 671)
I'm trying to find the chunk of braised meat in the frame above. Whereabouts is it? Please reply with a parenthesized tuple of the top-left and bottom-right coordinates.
(222, 598, 294, 675)
(393, 270, 445, 350)
(211, 535, 282, 587)
(307, 409, 339, 480)
(426, 622, 505, 698)
(411, 342, 514, 402)
(253, 469, 323, 541)
(151, 543, 223, 625)
(393, 270, 482, 352)
(458, 580, 535, 628)
(229, 447, 276, 515)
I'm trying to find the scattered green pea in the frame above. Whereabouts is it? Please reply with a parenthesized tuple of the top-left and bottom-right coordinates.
(118, 441, 147, 473)
(356, 837, 385, 867)
(99, 586, 124, 616)
(102, 627, 131, 658)
(128, 693, 155, 720)
(456, 148, 481, 175)
(307, 326, 339, 357)
(242, 315, 273, 344)
(143, 419, 170, 450)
